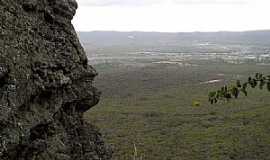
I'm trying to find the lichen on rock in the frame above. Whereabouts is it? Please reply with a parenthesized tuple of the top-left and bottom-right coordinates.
(0, 0, 112, 159)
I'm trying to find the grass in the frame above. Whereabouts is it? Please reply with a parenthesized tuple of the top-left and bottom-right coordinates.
(84, 62, 270, 160)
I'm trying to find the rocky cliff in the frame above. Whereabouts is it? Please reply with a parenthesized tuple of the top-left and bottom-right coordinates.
(0, 0, 112, 159)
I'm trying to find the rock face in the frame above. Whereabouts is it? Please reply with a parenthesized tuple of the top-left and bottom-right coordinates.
(0, 0, 112, 159)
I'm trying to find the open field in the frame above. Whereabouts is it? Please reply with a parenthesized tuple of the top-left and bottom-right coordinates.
(81, 31, 270, 160)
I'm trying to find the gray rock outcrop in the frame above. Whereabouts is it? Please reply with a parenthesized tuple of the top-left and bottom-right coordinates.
(0, 0, 112, 159)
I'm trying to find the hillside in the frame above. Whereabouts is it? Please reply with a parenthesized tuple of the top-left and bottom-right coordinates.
(80, 30, 270, 160)
(78, 30, 270, 47)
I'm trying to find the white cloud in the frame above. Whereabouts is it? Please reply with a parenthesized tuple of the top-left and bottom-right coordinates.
(77, 0, 163, 6)
(171, 0, 248, 5)
(73, 0, 270, 32)
(77, 0, 248, 7)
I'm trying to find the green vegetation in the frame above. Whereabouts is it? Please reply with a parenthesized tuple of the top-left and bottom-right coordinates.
(84, 61, 270, 160)
(209, 73, 270, 104)
(80, 31, 270, 160)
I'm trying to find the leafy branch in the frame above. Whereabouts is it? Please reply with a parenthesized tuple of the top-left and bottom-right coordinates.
(208, 73, 270, 104)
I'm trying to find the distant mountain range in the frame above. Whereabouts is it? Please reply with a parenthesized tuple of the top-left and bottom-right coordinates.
(78, 30, 270, 47)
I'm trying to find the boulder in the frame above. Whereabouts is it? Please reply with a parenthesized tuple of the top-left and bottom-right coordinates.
(0, 0, 112, 159)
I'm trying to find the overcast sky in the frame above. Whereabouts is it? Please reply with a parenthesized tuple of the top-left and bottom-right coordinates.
(72, 0, 270, 32)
